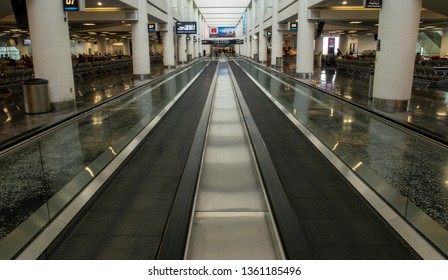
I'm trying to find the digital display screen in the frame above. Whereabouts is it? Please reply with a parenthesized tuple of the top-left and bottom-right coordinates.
(24, 39, 31, 46)
(209, 27, 236, 38)
(290, 22, 298, 31)
(63, 0, 79, 11)
(364, 0, 382, 8)
(176, 22, 197, 34)
(148, 23, 156, 32)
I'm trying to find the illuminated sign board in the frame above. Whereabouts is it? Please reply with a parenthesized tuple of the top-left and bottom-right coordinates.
(148, 23, 156, 32)
(202, 39, 244, 45)
(290, 22, 298, 31)
(63, 0, 85, 11)
(176, 22, 197, 34)
(209, 27, 236, 38)
(364, 0, 382, 8)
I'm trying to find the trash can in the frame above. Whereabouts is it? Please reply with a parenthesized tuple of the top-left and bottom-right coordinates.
(368, 73, 374, 99)
(187, 54, 193, 62)
(276, 57, 283, 68)
(254, 54, 259, 62)
(22, 78, 51, 114)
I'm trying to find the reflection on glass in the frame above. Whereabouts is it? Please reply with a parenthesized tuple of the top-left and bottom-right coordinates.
(0, 61, 209, 257)
(238, 59, 448, 255)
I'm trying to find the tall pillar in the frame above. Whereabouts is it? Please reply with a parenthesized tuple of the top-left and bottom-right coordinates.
(252, 35, 259, 60)
(122, 39, 131, 56)
(296, 0, 314, 79)
(270, 0, 283, 67)
(314, 36, 323, 68)
(186, 0, 194, 61)
(339, 34, 348, 55)
(97, 36, 107, 56)
(26, 0, 75, 110)
(178, 0, 188, 64)
(373, 0, 422, 112)
(258, 0, 267, 64)
(131, 0, 151, 79)
(440, 30, 448, 58)
(163, 0, 176, 68)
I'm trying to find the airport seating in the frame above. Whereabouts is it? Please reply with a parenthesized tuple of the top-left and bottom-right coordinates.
(335, 60, 374, 78)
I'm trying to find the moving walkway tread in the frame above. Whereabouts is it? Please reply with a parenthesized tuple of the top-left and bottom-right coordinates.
(229, 61, 418, 260)
(42, 61, 218, 260)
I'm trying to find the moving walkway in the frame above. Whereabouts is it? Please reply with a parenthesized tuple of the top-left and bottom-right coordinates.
(0, 56, 446, 259)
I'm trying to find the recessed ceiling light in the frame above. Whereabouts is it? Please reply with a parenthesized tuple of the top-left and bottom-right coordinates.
(349, 21, 362, 24)
(83, 23, 96, 26)
(348, 30, 357, 33)
(97, 2, 102, 6)
(342, 1, 348, 4)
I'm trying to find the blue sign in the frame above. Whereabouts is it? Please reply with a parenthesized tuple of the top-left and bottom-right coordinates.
(63, 0, 79, 11)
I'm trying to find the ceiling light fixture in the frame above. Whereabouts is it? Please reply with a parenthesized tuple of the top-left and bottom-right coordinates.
(349, 21, 362, 24)
(342, 1, 348, 4)
(83, 23, 96, 26)
(97, 2, 102, 6)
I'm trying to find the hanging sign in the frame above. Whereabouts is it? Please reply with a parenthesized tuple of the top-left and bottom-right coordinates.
(148, 23, 157, 32)
(290, 22, 298, 31)
(63, 0, 85, 11)
(364, 0, 382, 8)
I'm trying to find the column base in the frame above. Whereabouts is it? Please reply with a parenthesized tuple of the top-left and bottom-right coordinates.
(164, 65, 177, 69)
(296, 72, 314, 79)
(51, 100, 75, 112)
(133, 74, 151, 80)
(373, 98, 410, 113)
(259, 60, 267, 65)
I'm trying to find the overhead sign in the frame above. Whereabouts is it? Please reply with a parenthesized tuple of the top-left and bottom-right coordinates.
(176, 22, 197, 34)
(148, 23, 156, 32)
(63, 0, 85, 11)
(364, 0, 382, 8)
(201, 39, 244, 45)
(290, 22, 298, 31)
(209, 27, 236, 38)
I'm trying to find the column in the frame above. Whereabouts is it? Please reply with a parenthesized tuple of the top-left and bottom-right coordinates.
(314, 36, 323, 68)
(296, 0, 314, 79)
(178, 0, 188, 64)
(97, 36, 107, 56)
(270, 0, 283, 67)
(122, 39, 131, 56)
(163, 0, 176, 68)
(252, 35, 259, 60)
(440, 30, 448, 58)
(339, 34, 348, 55)
(258, 0, 267, 64)
(186, 0, 194, 61)
(26, 0, 75, 110)
(373, 0, 422, 112)
(131, 0, 151, 79)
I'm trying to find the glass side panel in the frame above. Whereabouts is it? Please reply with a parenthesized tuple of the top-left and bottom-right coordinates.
(237, 59, 448, 256)
(0, 61, 209, 258)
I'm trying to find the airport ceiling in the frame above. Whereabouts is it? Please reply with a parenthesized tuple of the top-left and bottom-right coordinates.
(0, 0, 447, 43)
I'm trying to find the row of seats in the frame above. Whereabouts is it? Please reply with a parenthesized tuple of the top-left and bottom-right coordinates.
(421, 59, 448, 67)
(0, 59, 133, 87)
(414, 64, 448, 86)
(0, 68, 34, 85)
(73, 59, 132, 80)
(335, 60, 374, 78)
(336, 59, 448, 87)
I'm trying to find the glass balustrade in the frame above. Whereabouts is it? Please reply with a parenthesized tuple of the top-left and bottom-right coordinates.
(237, 59, 448, 257)
(0, 61, 209, 259)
